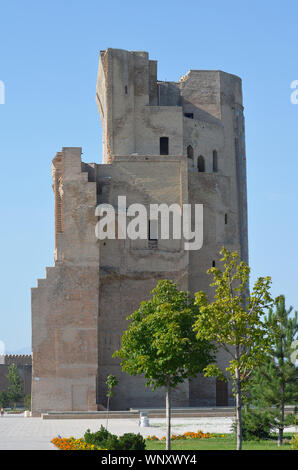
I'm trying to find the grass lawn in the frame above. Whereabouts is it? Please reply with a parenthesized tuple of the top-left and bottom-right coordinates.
(145, 434, 293, 450)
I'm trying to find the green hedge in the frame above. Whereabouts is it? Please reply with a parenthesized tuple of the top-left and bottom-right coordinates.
(84, 426, 146, 450)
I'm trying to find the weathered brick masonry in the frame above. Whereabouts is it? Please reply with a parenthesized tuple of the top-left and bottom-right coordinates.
(31, 49, 248, 414)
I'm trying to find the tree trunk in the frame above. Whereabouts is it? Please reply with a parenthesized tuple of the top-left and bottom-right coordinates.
(277, 329, 285, 447)
(166, 381, 171, 451)
(106, 396, 110, 430)
(278, 402, 285, 447)
(235, 367, 242, 451)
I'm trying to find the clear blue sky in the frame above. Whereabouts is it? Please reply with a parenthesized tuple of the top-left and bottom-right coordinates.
(0, 0, 297, 353)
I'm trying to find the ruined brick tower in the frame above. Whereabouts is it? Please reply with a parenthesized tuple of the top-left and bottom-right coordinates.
(31, 48, 248, 415)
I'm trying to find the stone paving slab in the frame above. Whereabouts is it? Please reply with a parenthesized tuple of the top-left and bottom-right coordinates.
(0, 414, 296, 450)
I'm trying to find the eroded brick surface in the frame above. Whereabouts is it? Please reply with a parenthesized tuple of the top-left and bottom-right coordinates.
(31, 49, 248, 413)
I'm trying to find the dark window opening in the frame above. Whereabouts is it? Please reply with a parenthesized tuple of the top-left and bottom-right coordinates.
(225, 213, 228, 225)
(212, 261, 216, 267)
(216, 378, 228, 406)
(213, 150, 218, 172)
(160, 137, 169, 155)
(125, 85, 128, 94)
(187, 145, 194, 159)
(197, 155, 205, 172)
(184, 113, 194, 119)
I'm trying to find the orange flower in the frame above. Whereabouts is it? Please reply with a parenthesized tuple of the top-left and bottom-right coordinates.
(145, 429, 217, 442)
(51, 437, 99, 450)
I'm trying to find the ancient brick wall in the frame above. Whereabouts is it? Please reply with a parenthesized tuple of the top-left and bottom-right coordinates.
(31, 49, 248, 411)
(31, 148, 99, 416)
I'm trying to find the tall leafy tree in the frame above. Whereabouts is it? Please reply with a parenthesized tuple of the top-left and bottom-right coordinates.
(105, 374, 118, 430)
(246, 295, 298, 446)
(6, 363, 23, 408)
(193, 247, 274, 450)
(113, 280, 215, 450)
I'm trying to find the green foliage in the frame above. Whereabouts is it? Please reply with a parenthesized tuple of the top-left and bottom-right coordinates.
(106, 374, 118, 398)
(84, 426, 120, 450)
(193, 247, 274, 450)
(0, 390, 9, 408)
(117, 433, 146, 450)
(247, 361, 298, 425)
(232, 409, 272, 440)
(245, 295, 298, 444)
(105, 434, 120, 450)
(84, 426, 145, 450)
(203, 364, 227, 382)
(113, 279, 215, 450)
(84, 425, 110, 446)
(267, 295, 298, 362)
(113, 279, 215, 390)
(290, 434, 298, 450)
(194, 247, 274, 382)
(105, 374, 118, 429)
(24, 395, 31, 411)
(6, 364, 23, 407)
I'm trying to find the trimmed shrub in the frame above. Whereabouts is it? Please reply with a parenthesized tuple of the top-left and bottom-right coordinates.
(84, 425, 111, 447)
(118, 433, 146, 450)
(84, 426, 145, 450)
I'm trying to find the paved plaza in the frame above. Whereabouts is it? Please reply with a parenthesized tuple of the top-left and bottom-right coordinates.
(0, 413, 234, 450)
(0, 413, 296, 450)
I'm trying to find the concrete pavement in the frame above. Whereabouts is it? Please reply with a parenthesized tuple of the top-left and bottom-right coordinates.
(0, 413, 296, 450)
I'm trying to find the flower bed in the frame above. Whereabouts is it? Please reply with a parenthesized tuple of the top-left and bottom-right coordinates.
(51, 428, 145, 451)
(52, 430, 227, 450)
(6, 410, 24, 414)
(146, 430, 225, 441)
(51, 437, 105, 450)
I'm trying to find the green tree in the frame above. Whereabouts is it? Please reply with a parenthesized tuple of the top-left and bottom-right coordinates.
(0, 390, 9, 408)
(105, 374, 118, 430)
(193, 247, 274, 450)
(113, 280, 215, 450)
(6, 363, 23, 408)
(246, 295, 298, 446)
(24, 394, 31, 411)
